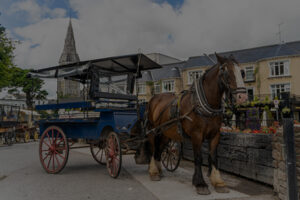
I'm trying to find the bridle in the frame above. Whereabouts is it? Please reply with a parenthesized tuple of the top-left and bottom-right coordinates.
(193, 62, 246, 117)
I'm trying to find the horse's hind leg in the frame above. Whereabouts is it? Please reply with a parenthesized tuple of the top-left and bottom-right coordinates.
(148, 134, 162, 181)
(148, 134, 169, 181)
(208, 133, 229, 193)
(192, 137, 210, 195)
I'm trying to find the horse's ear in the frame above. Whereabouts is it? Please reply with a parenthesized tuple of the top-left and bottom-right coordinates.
(215, 53, 225, 64)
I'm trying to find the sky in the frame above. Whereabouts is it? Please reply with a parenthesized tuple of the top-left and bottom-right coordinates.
(1, 0, 300, 98)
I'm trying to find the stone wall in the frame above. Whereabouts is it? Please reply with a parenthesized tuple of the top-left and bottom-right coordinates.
(182, 132, 274, 185)
(272, 127, 300, 200)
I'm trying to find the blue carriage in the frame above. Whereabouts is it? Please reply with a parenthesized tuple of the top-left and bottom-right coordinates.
(32, 54, 164, 177)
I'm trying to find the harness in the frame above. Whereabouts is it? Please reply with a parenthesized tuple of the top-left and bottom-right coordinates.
(146, 62, 246, 136)
(192, 75, 223, 117)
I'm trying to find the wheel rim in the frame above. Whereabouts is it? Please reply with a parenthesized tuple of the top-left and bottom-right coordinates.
(39, 126, 68, 174)
(162, 141, 181, 172)
(90, 142, 106, 165)
(105, 132, 121, 178)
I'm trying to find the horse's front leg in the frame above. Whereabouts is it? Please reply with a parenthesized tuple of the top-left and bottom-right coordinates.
(192, 137, 210, 195)
(208, 132, 229, 193)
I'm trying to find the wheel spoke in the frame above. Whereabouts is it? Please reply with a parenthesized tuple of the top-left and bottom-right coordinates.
(166, 153, 170, 169)
(52, 152, 55, 171)
(42, 140, 51, 148)
(100, 149, 104, 161)
(42, 153, 51, 161)
(169, 154, 173, 169)
(47, 154, 53, 169)
(55, 150, 65, 160)
(52, 129, 54, 144)
(46, 132, 51, 145)
(95, 148, 101, 157)
(54, 154, 61, 169)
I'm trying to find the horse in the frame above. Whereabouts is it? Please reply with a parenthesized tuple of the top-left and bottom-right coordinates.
(143, 53, 248, 195)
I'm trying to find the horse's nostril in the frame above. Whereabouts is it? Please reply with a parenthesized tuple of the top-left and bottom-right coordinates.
(238, 94, 241, 99)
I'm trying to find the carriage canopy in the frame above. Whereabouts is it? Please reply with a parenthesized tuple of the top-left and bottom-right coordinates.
(30, 54, 162, 82)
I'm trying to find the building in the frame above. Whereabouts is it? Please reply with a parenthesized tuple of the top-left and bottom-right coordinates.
(57, 19, 81, 99)
(137, 53, 184, 101)
(138, 41, 300, 120)
(182, 41, 300, 103)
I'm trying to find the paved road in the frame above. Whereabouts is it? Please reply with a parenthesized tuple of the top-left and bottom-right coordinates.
(0, 142, 157, 200)
(0, 143, 275, 200)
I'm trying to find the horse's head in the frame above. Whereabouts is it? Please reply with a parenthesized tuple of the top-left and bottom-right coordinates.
(215, 53, 248, 104)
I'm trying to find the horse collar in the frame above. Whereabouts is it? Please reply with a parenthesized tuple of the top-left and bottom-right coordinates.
(193, 76, 223, 117)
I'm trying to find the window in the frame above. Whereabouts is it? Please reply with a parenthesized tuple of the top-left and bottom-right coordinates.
(245, 66, 255, 81)
(269, 60, 290, 77)
(138, 83, 146, 94)
(154, 82, 160, 94)
(246, 87, 254, 101)
(188, 70, 203, 84)
(162, 80, 175, 92)
(270, 83, 290, 99)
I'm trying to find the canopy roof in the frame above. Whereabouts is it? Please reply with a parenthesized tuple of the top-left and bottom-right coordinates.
(30, 54, 162, 81)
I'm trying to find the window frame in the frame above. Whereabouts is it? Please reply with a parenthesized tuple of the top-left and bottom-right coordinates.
(187, 70, 203, 85)
(269, 60, 290, 77)
(244, 66, 255, 81)
(162, 80, 175, 93)
(138, 83, 146, 95)
(270, 82, 291, 99)
(154, 82, 161, 94)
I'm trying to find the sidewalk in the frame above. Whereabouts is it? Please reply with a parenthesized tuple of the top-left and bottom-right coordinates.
(74, 148, 275, 200)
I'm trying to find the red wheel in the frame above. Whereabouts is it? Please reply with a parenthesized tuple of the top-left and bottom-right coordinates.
(105, 132, 122, 178)
(39, 126, 69, 174)
(161, 140, 181, 172)
(90, 140, 106, 165)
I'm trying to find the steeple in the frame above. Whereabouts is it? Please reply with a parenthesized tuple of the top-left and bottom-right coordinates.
(59, 19, 80, 65)
(57, 18, 80, 99)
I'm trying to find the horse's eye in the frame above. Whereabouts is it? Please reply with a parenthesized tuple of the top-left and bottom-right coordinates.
(241, 69, 245, 79)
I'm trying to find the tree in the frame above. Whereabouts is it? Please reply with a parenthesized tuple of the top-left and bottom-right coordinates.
(0, 19, 17, 89)
(10, 68, 48, 109)
(0, 17, 48, 108)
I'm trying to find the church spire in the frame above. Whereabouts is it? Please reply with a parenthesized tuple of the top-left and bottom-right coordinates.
(59, 18, 80, 65)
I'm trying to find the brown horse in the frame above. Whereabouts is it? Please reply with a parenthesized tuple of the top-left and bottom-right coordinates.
(145, 54, 247, 195)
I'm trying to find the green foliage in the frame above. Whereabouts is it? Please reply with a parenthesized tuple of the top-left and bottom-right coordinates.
(282, 106, 291, 114)
(10, 68, 48, 109)
(263, 96, 270, 104)
(0, 22, 48, 108)
(0, 22, 18, 89)
(38, 110, 50, 119)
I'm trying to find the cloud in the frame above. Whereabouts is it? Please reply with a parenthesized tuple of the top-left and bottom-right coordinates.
(8, 0, 66, 23)
(9, 0, 300, 98)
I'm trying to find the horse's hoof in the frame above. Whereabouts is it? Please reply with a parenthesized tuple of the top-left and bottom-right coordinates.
(215, 186, 230, 193)
(196, 186, 211, 195)
(150, 175, 161, 181)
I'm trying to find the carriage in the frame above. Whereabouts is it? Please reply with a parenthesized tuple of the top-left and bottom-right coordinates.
(32, 54, 181, 177)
